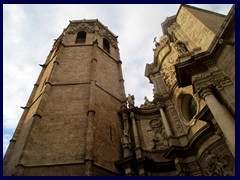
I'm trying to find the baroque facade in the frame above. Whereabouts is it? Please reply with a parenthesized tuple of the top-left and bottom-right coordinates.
(4, 5, 235, 176)
(117, 4, 235, 176)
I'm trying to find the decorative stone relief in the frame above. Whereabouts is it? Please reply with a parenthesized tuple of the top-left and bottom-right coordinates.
(203, 151, 234, 176)
(160, 53, 177, 89)
(168, 21, 201, 57)
(159, 35, 169, 46)
(147, 118, 168, 150)
(67, 22, 95, 34)
(168, 22, 180, 35)
(179, 166, 191, 176)
(67, 22, 118, 48)
(97, 26, 118, 48)
(165, 101, 184, 136)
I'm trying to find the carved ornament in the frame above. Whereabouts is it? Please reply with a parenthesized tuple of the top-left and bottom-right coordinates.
(203, 151, 234, 176)
(148, 118, 168, 150)
(67, 22, 95, 34)
(160, 53, 177, 89)
(97, 26, 118, 48)
(67, 22, 118, 48)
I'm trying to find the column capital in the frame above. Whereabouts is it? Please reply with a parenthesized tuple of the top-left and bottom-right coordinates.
(198, 86, 213, 99)
(129, 112, 134, 119)
(192, 71, 213, 96)
(156, 102, 165, 108)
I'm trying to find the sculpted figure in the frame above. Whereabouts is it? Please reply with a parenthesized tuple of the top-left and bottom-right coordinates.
(121, 130, 131, 147)
(126, 94, 135, 108)
(144, 96, 152, 106)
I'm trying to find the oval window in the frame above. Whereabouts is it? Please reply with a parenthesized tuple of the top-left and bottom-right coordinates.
(181, 94, 197, 121)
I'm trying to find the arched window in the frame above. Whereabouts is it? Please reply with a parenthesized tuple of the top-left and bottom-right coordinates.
(103, 38, 110, 53)
(181, 94, 197, 121)
(76, 31, 86, 43)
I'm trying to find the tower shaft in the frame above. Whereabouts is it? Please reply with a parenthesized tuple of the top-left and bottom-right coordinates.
(4, 19, 126, 176)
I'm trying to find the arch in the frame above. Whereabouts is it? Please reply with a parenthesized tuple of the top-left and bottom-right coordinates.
(103, 38, 110, 53)
(76, 31, 86, 43)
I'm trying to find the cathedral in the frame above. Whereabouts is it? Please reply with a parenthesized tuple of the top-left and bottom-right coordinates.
(3, 4, 235, 176)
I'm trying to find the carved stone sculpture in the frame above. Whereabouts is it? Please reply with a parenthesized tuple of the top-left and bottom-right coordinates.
(126, 94, 135, 108)
(148, 119, 167, 150)
(203, 151, 234, 176)
(121, 130, 131, 148)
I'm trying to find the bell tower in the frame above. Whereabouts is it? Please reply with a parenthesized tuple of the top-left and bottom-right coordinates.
(4, 19, 126, 176)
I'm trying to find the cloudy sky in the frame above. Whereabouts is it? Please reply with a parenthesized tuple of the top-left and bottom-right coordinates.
(3, 4, 232, 155)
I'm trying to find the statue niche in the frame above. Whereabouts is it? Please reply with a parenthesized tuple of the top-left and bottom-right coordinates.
(174, 41, 188, 54)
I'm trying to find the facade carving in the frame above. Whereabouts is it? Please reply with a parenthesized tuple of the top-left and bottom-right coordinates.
(67, 21, 95, 34)
(148, 118, 168, 150)
(203, 151, 234, 176)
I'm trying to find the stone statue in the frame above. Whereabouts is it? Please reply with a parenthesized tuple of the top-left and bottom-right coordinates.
(121, 130, 131, 148)
(126, 94, 135, 108)
(149, 119, 166, 150)
(144, 96, 152, 106)
(175, 41, 188, 54)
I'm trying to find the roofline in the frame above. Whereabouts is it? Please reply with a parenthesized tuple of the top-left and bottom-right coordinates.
(177, 4, 227, 18)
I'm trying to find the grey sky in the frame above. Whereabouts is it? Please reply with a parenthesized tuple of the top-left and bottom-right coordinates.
(3, 4, 232, 155)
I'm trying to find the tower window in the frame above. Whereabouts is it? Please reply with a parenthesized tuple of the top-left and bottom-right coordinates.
(76, 31, 86, 43)
(103, 38, 110, 53)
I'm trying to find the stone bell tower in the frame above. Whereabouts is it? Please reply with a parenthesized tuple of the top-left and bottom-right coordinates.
(4, 19, 126, 176)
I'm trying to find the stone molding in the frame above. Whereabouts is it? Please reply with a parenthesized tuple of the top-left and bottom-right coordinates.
(192, 69, 233, 98)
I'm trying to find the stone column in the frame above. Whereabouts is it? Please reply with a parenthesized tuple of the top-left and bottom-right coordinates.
(130, 112, 141, 158)
(130, 111, 145, 175)
(199, 87, 235, 157)
(159, 106, 173, 137)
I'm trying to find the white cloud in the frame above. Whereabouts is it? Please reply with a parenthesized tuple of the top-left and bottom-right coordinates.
(3, 4, 233, 156)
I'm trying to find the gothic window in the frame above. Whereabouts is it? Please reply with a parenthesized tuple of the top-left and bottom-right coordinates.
(76, 31, 86, 43)
(181, 94, 197, 121)
(103, 38, 110, 53)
